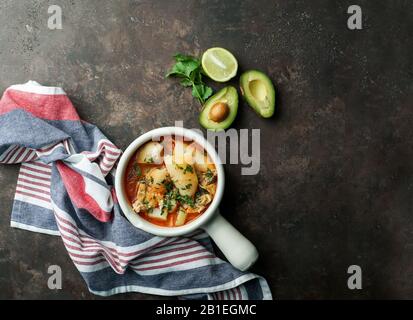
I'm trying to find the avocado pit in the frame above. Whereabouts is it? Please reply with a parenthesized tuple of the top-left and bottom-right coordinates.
(209, 102, 230, 123)
(199, 86, 238, 131)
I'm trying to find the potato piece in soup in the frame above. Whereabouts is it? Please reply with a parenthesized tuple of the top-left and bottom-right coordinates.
(147, 167, 169, 193)
(136, 141, 163, 164)
(164, 155, 198, 197)
(184, 144, 215, 173)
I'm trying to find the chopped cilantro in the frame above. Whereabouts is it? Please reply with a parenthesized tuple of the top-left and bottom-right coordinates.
(165, 181, 174, 192)
(182, 183, 192, 190)
(183, 165, 194, 174)
(134, 163, 142, 176)
(205, 168, 213, 179)
(163, 185, 195, 209)
(177, 194, 195, 207)
(145, 157, 154, 163)
(166, 53, 213, 105)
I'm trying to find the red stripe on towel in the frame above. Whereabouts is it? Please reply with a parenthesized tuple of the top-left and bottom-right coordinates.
(0, 90, 80, 121)
(56, 161, 112, 222)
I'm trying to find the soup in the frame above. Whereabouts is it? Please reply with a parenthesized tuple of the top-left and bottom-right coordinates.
(124, 136, 217, 227)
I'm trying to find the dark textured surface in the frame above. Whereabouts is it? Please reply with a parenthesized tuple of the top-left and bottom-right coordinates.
(0, 0, 412, 299)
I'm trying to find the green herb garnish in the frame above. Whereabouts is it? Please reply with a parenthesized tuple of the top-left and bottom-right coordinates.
(177, 194, 195, 207)
(205, 168, 213, 178)
(182, 183, 192, 190)
(128, 163, 141, 180)
(164, 189, 177, 211)
(183, 165, 194, 174)
(165, 181, 174, 192)
(166, 54, 213, 105)
(163, 185, 195, 209)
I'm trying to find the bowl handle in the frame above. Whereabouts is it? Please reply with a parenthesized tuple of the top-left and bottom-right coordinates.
(202, 211, 259, 271)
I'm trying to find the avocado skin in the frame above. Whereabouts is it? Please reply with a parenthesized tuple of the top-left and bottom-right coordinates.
(240, 70, 276, 118)
(199, 86, 239, 131)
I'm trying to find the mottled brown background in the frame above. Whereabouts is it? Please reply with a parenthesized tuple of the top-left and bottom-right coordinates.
(0, 0, 412, 299)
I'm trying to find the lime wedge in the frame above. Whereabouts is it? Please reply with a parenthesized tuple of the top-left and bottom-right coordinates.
(201, 47, 238, 82)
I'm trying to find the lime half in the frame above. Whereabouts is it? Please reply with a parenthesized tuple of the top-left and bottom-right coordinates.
(201, 47, 238, 82)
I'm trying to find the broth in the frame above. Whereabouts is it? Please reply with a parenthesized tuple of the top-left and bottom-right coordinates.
(124, 136, 217, 227)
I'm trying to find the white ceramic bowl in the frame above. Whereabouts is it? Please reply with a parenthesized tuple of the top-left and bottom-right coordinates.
(115, 127, 258, 271)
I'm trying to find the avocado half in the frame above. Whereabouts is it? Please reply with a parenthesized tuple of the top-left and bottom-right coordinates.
(240, 70, 275, 118)
(199, 86, 238, 131)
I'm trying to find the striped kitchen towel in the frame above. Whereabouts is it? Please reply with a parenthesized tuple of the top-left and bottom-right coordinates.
(0, 81, 272, 300)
